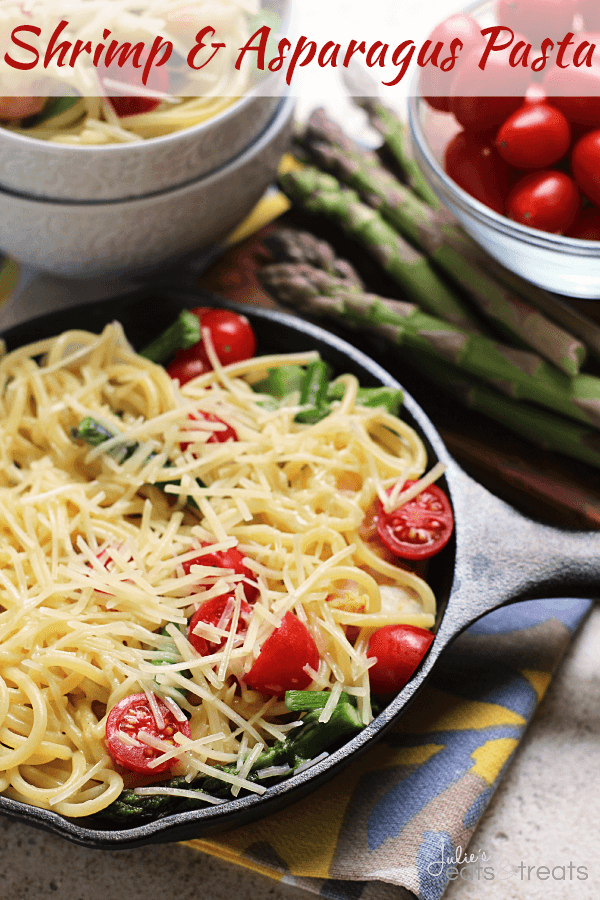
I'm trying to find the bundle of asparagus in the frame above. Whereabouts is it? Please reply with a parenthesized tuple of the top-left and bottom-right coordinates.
(260, 231, 600, 471)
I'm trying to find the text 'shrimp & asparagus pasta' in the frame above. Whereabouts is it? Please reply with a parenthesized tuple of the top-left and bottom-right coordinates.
(0, 312, 452, 823)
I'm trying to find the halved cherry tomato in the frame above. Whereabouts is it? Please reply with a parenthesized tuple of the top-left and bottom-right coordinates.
(496, 0, 576, 47)
(180, 411, 238, 451)
(105, 693, 190, 774)
(507, 170, 580, 233)
(183, 545, 258, 603)
(101, 49, 170, 117)
(445, 131, 511, 214)
(376, 481, 454, 561)
(571, 129, 600, 207)
(420, 14, 484, 112)
(566, 205, 600, 240)
(496, 102, 571, 169)
(367, 625, 434, 695)
(188, 594, 251, 656)
(244, 612, 319, 696)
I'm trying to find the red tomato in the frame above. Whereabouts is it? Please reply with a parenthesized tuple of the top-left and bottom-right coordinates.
(543, 62, 600, 128)
(566, 205, 600, 240)
(244, 612, 319, 696)
(167, 345, 212, 385)
(496, 0, 576, 46)
(183, 545, 259, 603)
(571, 129, 600, 207)
(101, 49, 170, 117)
(376, 481, 454, 561)
(449, 40, 529, 133)
(105, 693, 191, 774)
(168, 309, 257, 385)
(507, 170, 580, 232)
(180, 411, 238, 451)
(445, 131, 512, 214)
(496, 102, 571, 168)
(367, 625, 434, 695)
(188, 594, 251, 656)
(420, 14, 484, 112)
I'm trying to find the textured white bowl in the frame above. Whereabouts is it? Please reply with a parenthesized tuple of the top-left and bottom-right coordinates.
(0, 92, 282, 202)
(0, 96, 295, 279)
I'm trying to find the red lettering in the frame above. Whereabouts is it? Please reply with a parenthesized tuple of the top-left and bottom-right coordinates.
(43, 20, 72, 69)
(188, 26, 225, 70)
(235, 25, 270, 71)
(478, 25, 514, 70)
(5, 24, 40, 70)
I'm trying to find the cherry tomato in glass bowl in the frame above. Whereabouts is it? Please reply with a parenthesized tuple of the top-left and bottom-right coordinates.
(496, 102, 571, 169)
(180, 411, 238, 451)
(543, 63, 600, 129)
(507, 170, 580, 233)
(449, 40, 529, 134)
(183, 545, 259, 604)
(367, 624, 434, 696)
(566, 205, 600, 240)
(571, 129, 600, 208)
(376, 481, 454, 561)
(496, 0, 576, 47)
(188, 594, 252, 657)
(580, 0, 600, 31)
(420, 13, 484, 112)
(444, 131, 511, 214)
(244, 612, 319, 697)
(105, 693, 190, 774)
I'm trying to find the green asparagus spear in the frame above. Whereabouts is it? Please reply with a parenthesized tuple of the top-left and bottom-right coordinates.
(72, 417, 203, 510)
(259, 261, 600, 432)
(354, 96, 440, 208)
(264, 227, 364, 287)
(278, 167, 483, 334)
(295, 359, 333, 423)
(139, 310, 201, 364)
(300, 110, 586, 377)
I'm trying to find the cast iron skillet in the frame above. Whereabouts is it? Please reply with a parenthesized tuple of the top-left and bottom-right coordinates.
(1, 289, 597, 849)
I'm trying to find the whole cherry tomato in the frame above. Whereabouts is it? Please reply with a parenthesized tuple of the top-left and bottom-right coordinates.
(420, 14, 484, 112)
(188, 594, 252, 656)
(167, 308, 257, 385)
(571, 129, 600, 207)
(449, 39, 529, 133)
(183, 545, 258, 604)
(105, 693, 190, 774)
(566, 205, 600, 240)
(167, 345, 212, 385)
(180, 411, 238, 451)
(375, 481, 454, 561)
(244, 612, 319, 696)
(496, 0, 576, 46)
(507, 170, 580, 232)
(101, 49, 170, 117)
(445, 131, 512, 214)
(543, 61, 600, 128)
(367, 624, 434, 695)
(496, 101, 571, 168)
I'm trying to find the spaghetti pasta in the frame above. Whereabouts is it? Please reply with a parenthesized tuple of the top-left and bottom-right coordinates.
(0, 321, 438, 817)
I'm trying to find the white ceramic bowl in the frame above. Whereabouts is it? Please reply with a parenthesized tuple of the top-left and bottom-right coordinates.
(0, 96, 295, 279)
(0, 91, 283, 203)
(408, 0, 600, 299)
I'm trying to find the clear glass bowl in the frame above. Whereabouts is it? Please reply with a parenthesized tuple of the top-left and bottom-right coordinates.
(407, 3, 600, 299)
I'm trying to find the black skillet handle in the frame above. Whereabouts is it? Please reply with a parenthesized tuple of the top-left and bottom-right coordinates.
(436, 460, 600, 646)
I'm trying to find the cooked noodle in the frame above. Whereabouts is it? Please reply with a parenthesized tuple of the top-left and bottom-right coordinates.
(0, 322, 436, 816)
